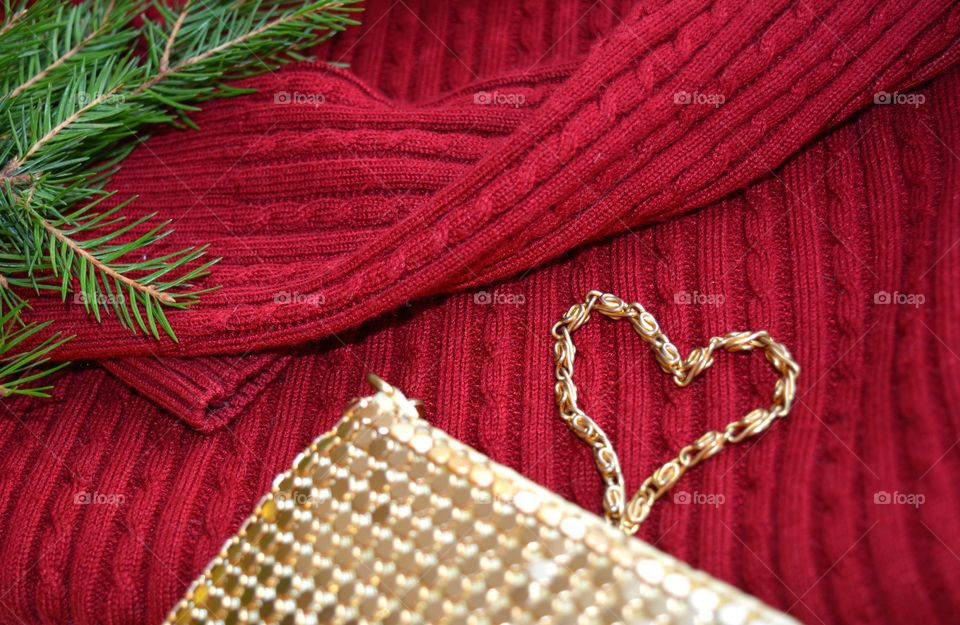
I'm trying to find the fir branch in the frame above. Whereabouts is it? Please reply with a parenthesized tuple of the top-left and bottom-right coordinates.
(32, 200, 174, 304)
(4, 82, 126, 177)
(0, 0, 361, 395)
(1, 1, 139, 101)
(133, 0, 361, 112)
(7, 1, 121, 100)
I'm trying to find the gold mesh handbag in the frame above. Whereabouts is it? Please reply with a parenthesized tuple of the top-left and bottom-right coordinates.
(166, 293, 800, 625)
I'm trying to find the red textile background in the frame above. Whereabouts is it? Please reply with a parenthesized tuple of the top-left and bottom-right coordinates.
(2, 0, 960, 624)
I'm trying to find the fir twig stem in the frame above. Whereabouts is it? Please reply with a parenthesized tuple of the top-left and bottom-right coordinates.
(0, 8, 27, 39)
(159, 0, 190, 72)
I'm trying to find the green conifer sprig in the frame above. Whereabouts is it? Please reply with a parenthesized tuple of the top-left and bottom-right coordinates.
(0, 0, 361, 397)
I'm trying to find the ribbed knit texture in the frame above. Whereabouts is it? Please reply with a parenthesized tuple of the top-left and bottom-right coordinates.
(2, 1, 960, 623)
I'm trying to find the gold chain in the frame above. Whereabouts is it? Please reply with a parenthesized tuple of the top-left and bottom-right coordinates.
(551, 291, 799, 535)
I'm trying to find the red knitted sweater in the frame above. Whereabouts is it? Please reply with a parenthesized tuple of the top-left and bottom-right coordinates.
(3, 1, 960, 623)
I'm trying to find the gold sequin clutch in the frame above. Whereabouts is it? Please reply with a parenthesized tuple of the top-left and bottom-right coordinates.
(166, 375, 799, 625)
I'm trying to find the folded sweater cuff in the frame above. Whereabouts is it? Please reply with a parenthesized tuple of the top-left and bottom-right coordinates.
(102, 354, 289, 432)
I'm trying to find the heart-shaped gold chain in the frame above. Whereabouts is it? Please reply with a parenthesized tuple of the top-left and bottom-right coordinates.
(552, 291, 799, 534)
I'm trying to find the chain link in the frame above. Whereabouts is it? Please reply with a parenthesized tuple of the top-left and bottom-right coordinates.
(552, 291, 799, 534)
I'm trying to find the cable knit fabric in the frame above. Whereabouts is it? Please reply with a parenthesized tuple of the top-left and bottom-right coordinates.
(2, 0, 960, 624)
